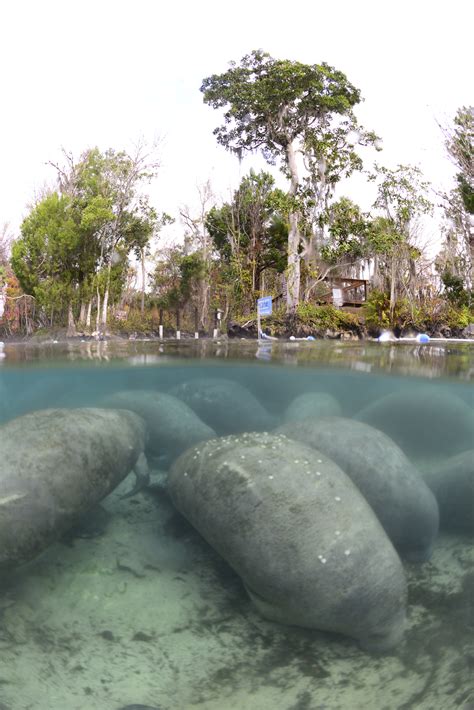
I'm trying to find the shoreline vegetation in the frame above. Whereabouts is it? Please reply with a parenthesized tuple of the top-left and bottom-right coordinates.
(0, 53, 472, 345)
(2, 300, 473, 345)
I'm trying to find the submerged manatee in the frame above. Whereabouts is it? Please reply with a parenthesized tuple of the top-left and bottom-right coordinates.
(0, 407, 146, 569)
(169, 378, 276, 435)
(283, 392, 342, 423)
(355, 387, 474, 459)
(101, 390, 215, 461)
(277, 416, 439, 561)
(422, 450, 474, 534)
(168, 432, 407, 652)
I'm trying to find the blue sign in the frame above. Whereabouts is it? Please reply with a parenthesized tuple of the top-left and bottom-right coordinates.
(257, 296, 273, 316)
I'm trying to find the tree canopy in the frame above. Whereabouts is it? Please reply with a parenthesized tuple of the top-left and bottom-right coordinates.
(10, 145, 162, 331)
(201, 50, 364, 311)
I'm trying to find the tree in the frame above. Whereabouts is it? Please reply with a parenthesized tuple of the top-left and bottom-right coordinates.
(11, 143, 163, 333)
(206, 170, 288, 312)
(368, 164, 433, 316)
(438, 106, 473, 288)
(179, 181, 215, 329)
(299, 116, 380, 296)
(11, 192, 82, 331)
(444, 106, 473, 213)
(320, 197, 370, 267)
(49, 144, 161, 329)
(149, 246, 204, 320)
(201, 50, 362, 312)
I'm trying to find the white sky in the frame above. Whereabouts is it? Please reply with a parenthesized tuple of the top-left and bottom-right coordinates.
(1, 0, 472, 256)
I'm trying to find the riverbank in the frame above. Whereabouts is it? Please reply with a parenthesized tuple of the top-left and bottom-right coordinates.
(1, 309, 473, 345)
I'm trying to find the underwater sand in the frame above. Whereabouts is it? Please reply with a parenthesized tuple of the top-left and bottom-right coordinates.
(0, 469, 472, 710)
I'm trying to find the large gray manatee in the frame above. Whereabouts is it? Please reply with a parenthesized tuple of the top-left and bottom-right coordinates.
(421, 450, 474, 535)
(355, 387, 474, 459)
(168, 432, 407, 652)
(0, 407, 146, 569)
(100, 389, 216, 461)
(277, 417, 439, 561)
(169, 378, 276, 435)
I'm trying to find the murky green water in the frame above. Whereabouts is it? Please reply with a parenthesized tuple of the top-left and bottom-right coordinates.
(0, 340, 472, 710)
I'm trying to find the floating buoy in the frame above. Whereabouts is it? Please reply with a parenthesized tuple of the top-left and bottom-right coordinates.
(416, 333, 430, 343)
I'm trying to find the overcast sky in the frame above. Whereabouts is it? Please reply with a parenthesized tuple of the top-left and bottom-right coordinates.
(1, 0, 472, 254)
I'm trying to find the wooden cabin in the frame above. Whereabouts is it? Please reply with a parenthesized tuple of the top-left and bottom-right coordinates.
(317, 277, 368, 308)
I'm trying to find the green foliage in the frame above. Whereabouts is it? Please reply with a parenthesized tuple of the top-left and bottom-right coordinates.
(370, 163, 432, 234)
(321, 197, 370, 264)
(201, 50, 361, 163)
(437, 107, 473, 295)
(149, 247, 205, 310)
(447, 106, 473, 214)
(441, 271, 473, 307)
(363, 289, 408, 330)
(366, 216, 400, 256)
(11, 193, 81, 317)
(442, 304, 472, 330)
(295, 302, 360, 331)
(108, 308, 163, 335)
(363, 288, 474, 334)
(10, 146, 162, 329)
(202, 50, 365, 311)
(206, 170, 288, 295)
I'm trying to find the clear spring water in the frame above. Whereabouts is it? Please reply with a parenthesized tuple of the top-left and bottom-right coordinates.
(0, 339, 472, 710)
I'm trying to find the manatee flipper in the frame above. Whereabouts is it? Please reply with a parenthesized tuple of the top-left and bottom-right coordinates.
(121, 452, 150, 499)
(244, 583, 286, 624)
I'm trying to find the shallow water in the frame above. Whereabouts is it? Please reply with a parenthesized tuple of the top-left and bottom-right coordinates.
(0, 340, 473, 710)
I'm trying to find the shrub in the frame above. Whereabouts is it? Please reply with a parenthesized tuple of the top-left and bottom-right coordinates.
(296, 303, 360, 331)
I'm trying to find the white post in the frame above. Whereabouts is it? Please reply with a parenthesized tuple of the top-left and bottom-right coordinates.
(212, 328, 218, 339)
(257, 311, 262, 341)
(176, 330, 181, 340)
(159, 324, 164, 340)
(194, 331, 199, 339)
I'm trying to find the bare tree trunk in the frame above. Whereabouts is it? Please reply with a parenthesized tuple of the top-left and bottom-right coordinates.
(101, 264, 112, 329)
(79, 301, 87, 323)
(470, 237, 474, 290)
(67, 302, 76, 337)
(180, 181, 213, 331)
(96, 288, 101, 332)
(86, 300, 92, 329)
(389, 253, 397, 319)
(372, 255, 381, 291)
(286, 141, 301, 313)
(101, 286, 109, 328)
(141, 247, 146, 314)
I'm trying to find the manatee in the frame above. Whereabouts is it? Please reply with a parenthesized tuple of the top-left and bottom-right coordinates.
(0, 376, 9, 423)
(283, 392, 342, 424)
(422, 450, 474, 534)
(277, 416, 439, 561)
(0, 407, 146, 569)
(355, 387, 474, 459)
(168, 432, 407, 652)
(100, 389, 215, 461)
(169, 377, 276, 435)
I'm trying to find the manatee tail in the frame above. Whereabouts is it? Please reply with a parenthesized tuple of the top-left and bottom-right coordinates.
(121, 452, 150, 499)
